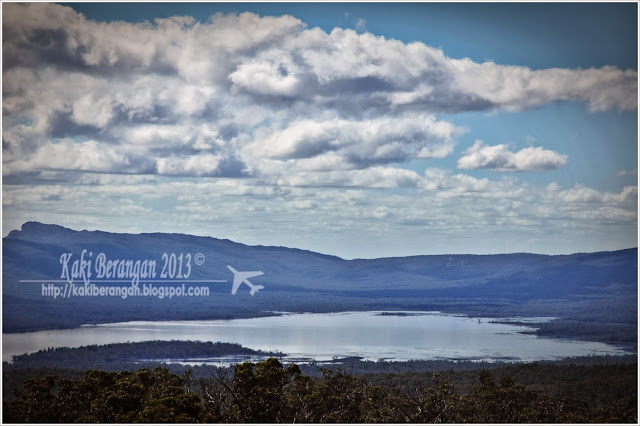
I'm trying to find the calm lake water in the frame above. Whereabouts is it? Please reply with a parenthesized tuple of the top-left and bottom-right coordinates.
(2, 311, 631, 364)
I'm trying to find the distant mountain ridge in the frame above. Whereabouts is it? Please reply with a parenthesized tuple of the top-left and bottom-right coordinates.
(7, 221, 633, 260)
(3, 222, 637, 345)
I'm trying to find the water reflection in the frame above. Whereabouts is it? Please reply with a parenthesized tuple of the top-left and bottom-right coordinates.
(3, 311, 631, 363)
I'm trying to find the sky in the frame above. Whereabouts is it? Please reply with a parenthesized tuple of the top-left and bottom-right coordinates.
(2, 2, 638, 258)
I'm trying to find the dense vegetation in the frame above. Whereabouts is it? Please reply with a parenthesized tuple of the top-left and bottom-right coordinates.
(2, 340, 278, 400)
(4, 358, 636, 423)
(8, 340, 279, 370)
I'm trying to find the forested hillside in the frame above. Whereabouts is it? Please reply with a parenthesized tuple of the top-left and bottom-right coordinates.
(3, 222, 637, 345)
(4, 358, 636, 423)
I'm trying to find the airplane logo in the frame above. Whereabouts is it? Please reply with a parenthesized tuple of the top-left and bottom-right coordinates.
(227, 265, 265, 296)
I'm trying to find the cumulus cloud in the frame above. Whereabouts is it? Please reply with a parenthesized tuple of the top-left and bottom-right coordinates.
(551, 184, 637, 204)
(457, 140, 568, 172)
(244, 115, 459, 168)
(2, 139, 153, 175)
(2, 3, 636, 183)
(2, 3, 637, 257)
(448, 61, 637, 113)
(156, 154, 224, 177)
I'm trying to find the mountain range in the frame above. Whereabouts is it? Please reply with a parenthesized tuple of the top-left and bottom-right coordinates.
(2, 222, 637, 346)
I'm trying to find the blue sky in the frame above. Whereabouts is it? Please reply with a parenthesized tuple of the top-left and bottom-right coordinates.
(3, 2, 638, 258)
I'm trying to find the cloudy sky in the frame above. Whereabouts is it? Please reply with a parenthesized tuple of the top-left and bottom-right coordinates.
(2, 2, 638, 258)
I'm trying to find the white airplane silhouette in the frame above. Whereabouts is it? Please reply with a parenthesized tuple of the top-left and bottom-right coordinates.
(227, 265, 264, 296)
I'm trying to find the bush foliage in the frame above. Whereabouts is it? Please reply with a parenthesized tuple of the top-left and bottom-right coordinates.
(4, 358, 637, 423)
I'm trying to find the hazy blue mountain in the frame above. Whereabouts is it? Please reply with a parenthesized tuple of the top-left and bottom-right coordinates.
(3, 222, 637, 344)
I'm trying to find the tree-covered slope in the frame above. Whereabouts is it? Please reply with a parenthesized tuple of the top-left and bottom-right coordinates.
(3, 222, 637, 344)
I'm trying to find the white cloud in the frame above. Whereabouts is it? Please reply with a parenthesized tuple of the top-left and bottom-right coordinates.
(416, 141, 456, 159)
(230, 52, 304, 97)
(288, 199, 318, 210)
(244, 115, 460, 169)
(156, 154, 224, 176)
(2, 3, 636, 182)
(3, 173, 636, 257)
(552, 184, 637, 204)
(273, 166, 423, 189)
(457, 140, 568, 172)
(2, 139, 150, 175)
(449, 61, 638, 113)
(355, 18, 367, 33)
(1, 4, 637, 257)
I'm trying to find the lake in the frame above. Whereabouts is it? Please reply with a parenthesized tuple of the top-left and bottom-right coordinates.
(2, 311, 631, 364)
